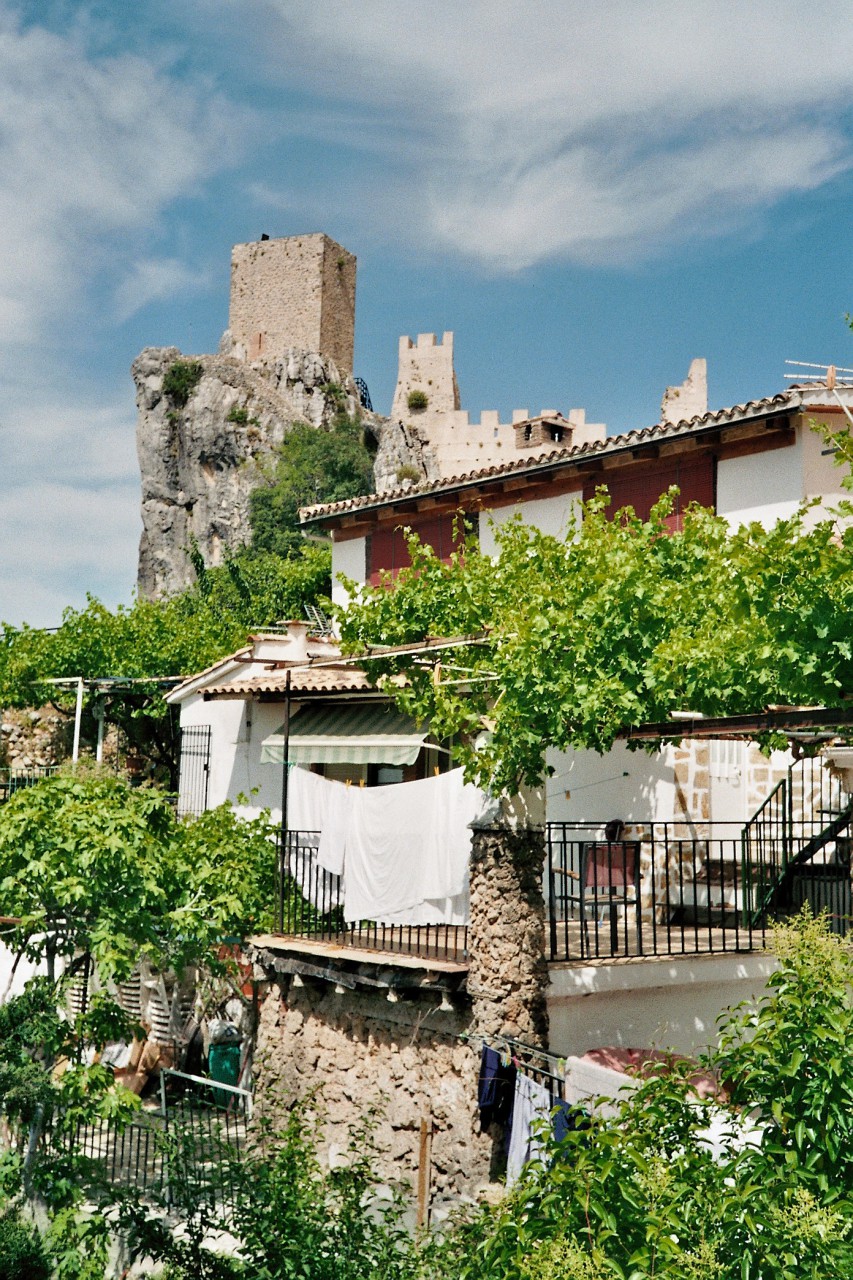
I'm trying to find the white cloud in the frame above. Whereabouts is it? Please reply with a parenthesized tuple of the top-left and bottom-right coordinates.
(114, 258, 212, 322)
(0, 5, 248, 626)
(0, 8, 243, 343)
(0, 382, 141, 625)
(249, 0, 853, 269)
(0, 479, 140, 628)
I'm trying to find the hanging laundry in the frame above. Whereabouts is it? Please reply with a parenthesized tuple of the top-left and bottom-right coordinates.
(315, 777, 351, 878)
(477, 1045, 517, 1130)
(551, 1098, 589, 1144)
(286, 768, 345, 909)
(343, 769, 483, 923)
(286, 765, 332, 832)
(506, 1073, 552, 1186)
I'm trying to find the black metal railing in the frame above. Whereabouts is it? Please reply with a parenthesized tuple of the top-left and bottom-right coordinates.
(546, 817, 852, 962)
(0, 766, 59, 803)
(55, 1068, 250, 1210)
(276, 830, 469, 963)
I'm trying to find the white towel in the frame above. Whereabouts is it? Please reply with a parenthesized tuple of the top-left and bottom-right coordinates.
(506, 1074, 552, 1186)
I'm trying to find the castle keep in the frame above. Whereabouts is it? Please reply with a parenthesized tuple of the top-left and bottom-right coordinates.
(228, 233, 357, 372)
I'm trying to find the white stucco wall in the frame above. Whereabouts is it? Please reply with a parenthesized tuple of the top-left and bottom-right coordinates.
(331, 536, 367, 605)
(0, 945, 46, 1003)
(178, 692, 287, 819)
(478, 490, 581, 555)
(716, 441, 801, 529)
(545, 742, 676, 826)
(547, 951, 777, 1057)
(801, 411, 851, 523)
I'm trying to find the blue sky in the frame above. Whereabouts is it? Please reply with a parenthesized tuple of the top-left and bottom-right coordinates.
(3, 0, 853, 626)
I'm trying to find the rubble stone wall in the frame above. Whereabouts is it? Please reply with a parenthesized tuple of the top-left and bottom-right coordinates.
(0, 707, 70, 770)
(468, 825, 550, 1045)
(252, 976, 497, 1218)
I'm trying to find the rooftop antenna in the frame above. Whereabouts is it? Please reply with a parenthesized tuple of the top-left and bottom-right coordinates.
(784, 360, 853, 430)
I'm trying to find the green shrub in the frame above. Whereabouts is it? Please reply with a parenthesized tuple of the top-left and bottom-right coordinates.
(163, 360, 204, 408)
(227, 405, 249, 425)
(0, 1209, 51, 1280)
(407, 389, 428, 411)
(395, 464, 421, 485)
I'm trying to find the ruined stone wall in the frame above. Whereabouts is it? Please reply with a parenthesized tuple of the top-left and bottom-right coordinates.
(229, 234, 356, 373)
(0, 707, 70, 770)
(251, 823, 552, 1216)
(252, 975, 497, 1218)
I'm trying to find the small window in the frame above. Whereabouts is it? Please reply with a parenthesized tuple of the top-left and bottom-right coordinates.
(376, 765, 404, 786)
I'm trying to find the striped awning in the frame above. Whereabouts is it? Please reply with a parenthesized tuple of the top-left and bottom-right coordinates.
(260, 704, 428, 766)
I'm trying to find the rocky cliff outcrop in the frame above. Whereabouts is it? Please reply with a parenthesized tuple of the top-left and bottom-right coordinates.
(135, 346, 375, 598)
(135, 344, 443, 599)
(372, 419, 441, 492)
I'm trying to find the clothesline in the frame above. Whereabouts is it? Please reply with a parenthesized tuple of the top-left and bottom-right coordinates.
(462, 1029, 568, 1091)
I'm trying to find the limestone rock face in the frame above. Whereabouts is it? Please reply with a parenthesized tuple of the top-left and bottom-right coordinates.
(134, 346, 380, 598)
(372, 420, 441, 493)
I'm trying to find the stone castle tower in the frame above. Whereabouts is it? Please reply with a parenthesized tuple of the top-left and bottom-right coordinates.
(135, 231, 373, 598)
(228, 232, 357, 372)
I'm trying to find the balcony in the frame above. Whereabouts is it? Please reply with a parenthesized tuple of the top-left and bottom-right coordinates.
(273, 802, 852, 969)
(546, 818, 852, 963)
(275, 831, 469, 965)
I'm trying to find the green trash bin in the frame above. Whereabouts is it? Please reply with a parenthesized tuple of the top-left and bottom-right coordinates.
(209, 1041, 241, 1108)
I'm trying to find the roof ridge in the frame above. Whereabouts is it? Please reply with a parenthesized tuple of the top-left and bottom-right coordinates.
(299, 390, 799, 523)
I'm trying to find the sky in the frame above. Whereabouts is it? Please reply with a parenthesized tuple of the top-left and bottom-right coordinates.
(3, 0, 853, 627)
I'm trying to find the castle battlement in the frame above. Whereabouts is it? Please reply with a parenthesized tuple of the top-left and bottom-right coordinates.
(390, 326, 606, 478)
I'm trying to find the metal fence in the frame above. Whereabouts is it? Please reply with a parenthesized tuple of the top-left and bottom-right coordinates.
(277, 830, 469, 962)
(546, 817, 852, 962)
(0, 766, 59, 803)
(57, 1068, 251, 1210)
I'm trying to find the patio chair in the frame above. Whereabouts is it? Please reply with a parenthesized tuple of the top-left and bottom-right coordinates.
(577, 839, 643, 957)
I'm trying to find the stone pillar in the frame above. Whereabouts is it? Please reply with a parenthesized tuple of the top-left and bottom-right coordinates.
(467, 822, 549, 1047)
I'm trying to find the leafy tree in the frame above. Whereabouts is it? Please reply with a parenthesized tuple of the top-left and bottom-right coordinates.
(0, 543, 331, 786)
(249, 413, 375, 558)
(0, 772, 277, 1247)
(416, 913, 853, 1280)
(0, 772, 276, 983)
(338, 494, 853, 792)
(0, 1206, 51, 1280)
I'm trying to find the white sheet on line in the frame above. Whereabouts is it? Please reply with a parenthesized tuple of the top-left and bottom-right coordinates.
(285, 767, 344, 909)
(284, 766, 483, 926)
(342, 769, 482, 924)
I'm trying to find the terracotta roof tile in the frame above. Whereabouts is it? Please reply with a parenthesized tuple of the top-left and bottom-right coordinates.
(204, 665, 375, 698)
(299, 391, 798, 524)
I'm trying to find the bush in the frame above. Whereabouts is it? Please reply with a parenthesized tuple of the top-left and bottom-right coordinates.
(0, 1209, 51, 1280)
(163, 360, 204, 408)
(407, 389, 428, 411)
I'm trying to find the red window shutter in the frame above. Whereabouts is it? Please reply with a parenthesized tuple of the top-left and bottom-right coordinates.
(583, 456, 714, 531)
